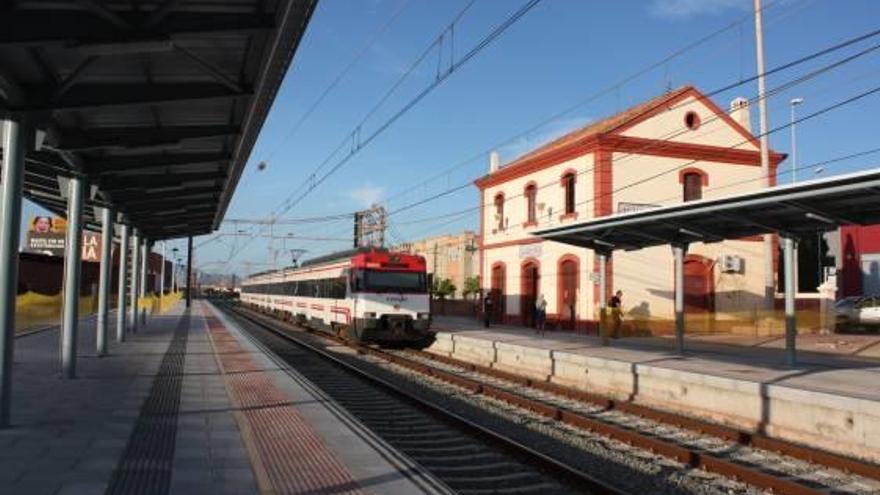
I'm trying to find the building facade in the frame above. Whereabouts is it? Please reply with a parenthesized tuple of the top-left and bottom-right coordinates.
(475, 86, 785, 333)
(396, 231, 478, 298)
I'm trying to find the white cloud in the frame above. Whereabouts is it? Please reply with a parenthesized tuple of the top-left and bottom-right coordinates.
(348, 182, 385, 207)
(649, 0, 749, 20)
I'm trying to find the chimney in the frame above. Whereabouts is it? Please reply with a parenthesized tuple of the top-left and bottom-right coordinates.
(729, 97, 751, 133)
(489, 151, 500, 174)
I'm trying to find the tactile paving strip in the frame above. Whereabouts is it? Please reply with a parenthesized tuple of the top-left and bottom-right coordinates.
(206, 315, 365, 495)
(106, 313, 191, 495)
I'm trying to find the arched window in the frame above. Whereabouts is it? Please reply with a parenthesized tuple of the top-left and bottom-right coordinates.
(682, 172, 703, 202)
(494, 193, 504, 231)
(525, 183, 537, 224)
(562, 172, 576, 214)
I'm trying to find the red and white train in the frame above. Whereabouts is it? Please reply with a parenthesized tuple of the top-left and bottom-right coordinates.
(240, 248, 434, 347)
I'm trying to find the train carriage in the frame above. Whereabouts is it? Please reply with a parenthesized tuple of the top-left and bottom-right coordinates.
(240, 248, 433, 347)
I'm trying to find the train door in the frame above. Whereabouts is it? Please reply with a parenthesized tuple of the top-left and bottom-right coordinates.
(491, 263, 506, 323)
(521, 261, 539, 327)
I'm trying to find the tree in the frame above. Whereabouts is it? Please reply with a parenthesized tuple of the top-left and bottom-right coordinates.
(462, 276, 481, 301)
(432, 278, 456, 300)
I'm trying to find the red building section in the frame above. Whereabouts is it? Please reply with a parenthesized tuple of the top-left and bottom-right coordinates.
(840, 225, 880, 297)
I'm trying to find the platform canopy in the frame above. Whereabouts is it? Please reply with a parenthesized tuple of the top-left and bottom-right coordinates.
(0, 0, 316, 239)
(534, 168, 880, 251)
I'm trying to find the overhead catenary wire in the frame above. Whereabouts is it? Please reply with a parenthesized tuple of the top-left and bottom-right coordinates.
(220, 0, 546, 268)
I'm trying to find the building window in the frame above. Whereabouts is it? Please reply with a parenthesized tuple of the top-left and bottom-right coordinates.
(494, 193, 504, 231)
(562, 172, 576, 214)
(683, 172, 703, 202)
(525, 184, 537, 224)
(684, 111, 700, 130)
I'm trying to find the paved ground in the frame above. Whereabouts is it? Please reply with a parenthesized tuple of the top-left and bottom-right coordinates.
(433, 315, 880, 402)
(0, 302, 449, 495)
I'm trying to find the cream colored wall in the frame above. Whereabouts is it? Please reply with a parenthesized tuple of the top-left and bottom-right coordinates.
(482, 153, 595, 246)
(621, 95, 758, 152)
(483, 241, 596, 320)
(611, 152, 769, 321)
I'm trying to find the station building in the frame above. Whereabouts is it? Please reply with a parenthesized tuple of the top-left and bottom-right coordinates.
(474, 85, 787, 333)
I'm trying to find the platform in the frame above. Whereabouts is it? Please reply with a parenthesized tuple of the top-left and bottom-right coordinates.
(0, 301, 448, 495)
(429, 315, 880, 462)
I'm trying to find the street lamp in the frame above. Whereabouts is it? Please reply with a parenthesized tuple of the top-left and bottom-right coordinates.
(790, 97, 804, 183)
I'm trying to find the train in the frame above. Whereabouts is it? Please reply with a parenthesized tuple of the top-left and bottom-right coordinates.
(240, 248, 434, 347)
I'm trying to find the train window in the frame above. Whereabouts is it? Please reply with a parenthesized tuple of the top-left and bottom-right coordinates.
(353, 270, 427, 293)
(330, 277, 346, 299)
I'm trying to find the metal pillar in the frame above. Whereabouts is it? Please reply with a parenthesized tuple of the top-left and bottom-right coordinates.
(673, 244, 688, 355)
(783, 236, 798, 366)
(0, 118, 27, 427)
(598, 252, 609, 346)
(754, 0, 775, 310)
(130, 229, 140, 333)
(186, 236, 193, 308)
(139, 240, 147, 298)
(116, 223, 129, 343)
(96, 207, 114, 357)
(61, 176, 85, 379)
(159, 241, 165, 305)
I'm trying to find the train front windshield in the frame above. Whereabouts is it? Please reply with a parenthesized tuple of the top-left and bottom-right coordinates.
(353, 269, 427, 294)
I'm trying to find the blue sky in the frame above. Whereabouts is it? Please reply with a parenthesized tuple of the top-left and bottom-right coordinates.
(23, 0, 880, 275)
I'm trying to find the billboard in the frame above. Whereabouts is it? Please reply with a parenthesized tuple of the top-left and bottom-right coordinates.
(26, 216, 105, 261)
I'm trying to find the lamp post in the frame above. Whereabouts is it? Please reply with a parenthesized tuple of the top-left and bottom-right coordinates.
(790, 97, 804, 183)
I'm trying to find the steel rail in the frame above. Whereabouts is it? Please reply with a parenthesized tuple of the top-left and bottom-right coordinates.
(220, 303, 625, 495)
(230, 302, 880, 495)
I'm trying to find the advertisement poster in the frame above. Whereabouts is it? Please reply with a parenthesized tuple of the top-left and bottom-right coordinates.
(27, 216, 105, 261)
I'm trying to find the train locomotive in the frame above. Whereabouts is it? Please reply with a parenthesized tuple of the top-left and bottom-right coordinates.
(240, 248, 434, 347)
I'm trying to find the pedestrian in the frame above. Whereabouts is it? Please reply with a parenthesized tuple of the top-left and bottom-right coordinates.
(609, 290, 623, 338)
(483, 292, 494, 328)
(534, 294, 547, 336)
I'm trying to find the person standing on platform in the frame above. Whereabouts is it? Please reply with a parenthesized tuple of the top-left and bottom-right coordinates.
(535, 294, 547, 336)
(483, 292, 494, 328)
(609, 290, 623, 338)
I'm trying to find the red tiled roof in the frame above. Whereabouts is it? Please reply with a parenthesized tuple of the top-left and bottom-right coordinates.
(500, 85, 695, 171)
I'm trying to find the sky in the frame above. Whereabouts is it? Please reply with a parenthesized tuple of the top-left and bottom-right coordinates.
(23, 0, 880, 276)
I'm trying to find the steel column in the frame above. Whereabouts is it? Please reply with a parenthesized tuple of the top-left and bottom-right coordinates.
(139, 240, 147, 298)
(61, 176, 85, 379)
(96, 207, 114, 357)
(0, 118, 27, 427)
(673, 244, 688, 355)
(186, 236, 193, 308)
(783, 236, 798, 366)
(598, 252, 609, 346)
(130, 229, 140, 333)
(160, 241, 165, 305)
(116, 223, 129, 342)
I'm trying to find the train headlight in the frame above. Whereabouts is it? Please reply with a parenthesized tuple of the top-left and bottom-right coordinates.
(364, 312, 376, 319)
(417, 312, 430, 320)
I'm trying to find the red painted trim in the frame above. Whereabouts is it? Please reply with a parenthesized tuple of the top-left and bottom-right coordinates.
(603, 134, 785, 167)
(678, 167, 709, 186)
(594, 147, 613, 217)
(559, 169, 577, 186)
(559, 212, 579, 221)
(684, 110, 701, 130)
(330, 307, 351, 324)
(311, 304, 325, 311)
(520, 258, 541, 326)
(481, 237, 542, 251)
(522, 220, 538, 228)
(473, 86, 786, 191)
(479, 189, 485, 292)
(296, 302, 307, 308)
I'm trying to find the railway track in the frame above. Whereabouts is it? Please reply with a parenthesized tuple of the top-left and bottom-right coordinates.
(216, 302, 623, 495)
(223, 301, 880, 495)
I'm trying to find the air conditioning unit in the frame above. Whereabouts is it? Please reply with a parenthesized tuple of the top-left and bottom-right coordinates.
(719, 254, 744, 274)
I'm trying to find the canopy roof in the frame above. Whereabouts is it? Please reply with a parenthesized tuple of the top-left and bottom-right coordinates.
(534, 168, 880, 252)
(0, 0, 317, 239)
